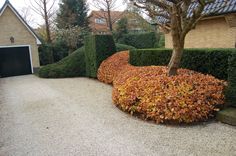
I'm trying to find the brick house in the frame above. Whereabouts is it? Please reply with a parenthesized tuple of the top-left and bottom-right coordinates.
(164, 1, 236, 48)
(0, 0, 41, 77)
(89, 10, 153, 34)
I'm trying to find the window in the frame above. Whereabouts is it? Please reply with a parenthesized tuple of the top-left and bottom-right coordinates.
(95, 18, 106, 24)
(98, 31, 108, 34)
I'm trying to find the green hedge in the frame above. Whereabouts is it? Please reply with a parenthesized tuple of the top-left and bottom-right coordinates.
(115, 43, 136, 51)
(85, 35, 116, 78)
(130, 48, 236, 80)
(38, 43, 54, 65)
(120, 32, 157, 49)
(226, 52, 236, 106)
(38, 47, 86, 78)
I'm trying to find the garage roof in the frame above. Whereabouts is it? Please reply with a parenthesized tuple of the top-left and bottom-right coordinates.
(0, 0, 42, 45)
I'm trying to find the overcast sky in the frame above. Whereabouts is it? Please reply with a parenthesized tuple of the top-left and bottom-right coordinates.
(0, 0, 127, 28)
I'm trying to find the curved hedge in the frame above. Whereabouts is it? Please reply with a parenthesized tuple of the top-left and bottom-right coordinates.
(38, 47, 86, 78)
(115, 44, 136, 52)
(97, 51, 134, 84)
(38, 43, 135, 78)
(112, 66, 226, 123)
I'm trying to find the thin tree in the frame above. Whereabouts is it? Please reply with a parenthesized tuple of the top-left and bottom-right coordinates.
(29, 0, 56, 43)
(91, 0, 122, 31)
(130, 0, 230, 76)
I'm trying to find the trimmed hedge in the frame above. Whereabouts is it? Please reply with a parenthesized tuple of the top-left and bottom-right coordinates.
(38, 47, 86, 78)
(115, 43, 136, 52)
(97, 51, 133, 84)
(38, 43, 134, 78)
(120, 32, 157, 49)
(130, 48, 236, 80)
(226, 52, 236, 106)
(85, 35, 117, 78)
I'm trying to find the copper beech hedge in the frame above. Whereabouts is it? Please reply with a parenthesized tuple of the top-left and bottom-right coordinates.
(97, 52, 226, 123)
(97, 51, 134, 84)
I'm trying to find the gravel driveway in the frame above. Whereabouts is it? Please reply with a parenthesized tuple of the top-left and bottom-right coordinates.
(0, 75, 235, 156)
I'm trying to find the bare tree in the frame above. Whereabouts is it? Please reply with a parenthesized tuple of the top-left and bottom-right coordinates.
(91, 0, 123, 31)
(20, 7, 35, 25)
(130, 0, 230, 76)
(29, 0, 57, 43)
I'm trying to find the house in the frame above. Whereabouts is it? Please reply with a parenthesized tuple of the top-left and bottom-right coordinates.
(89, 10, 123, 34)
(89, 10, 153, 34)
(122, 11, 154, 33)
(0, 0, 41, 77)
(164, 1, 236, 48)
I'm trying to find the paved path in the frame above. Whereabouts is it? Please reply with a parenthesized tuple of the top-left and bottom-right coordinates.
(0, 75, 235, 156)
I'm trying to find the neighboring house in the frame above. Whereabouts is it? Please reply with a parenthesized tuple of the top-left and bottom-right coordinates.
(89, 10, 153, 34)
(89, 10, 123, 34)
(0, 0, 41, 77)
(123, 11, 154, 33)
(164, 1, 236, 48)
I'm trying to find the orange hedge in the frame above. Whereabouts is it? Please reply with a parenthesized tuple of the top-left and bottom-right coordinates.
(112, 66, 226, 123)
(97, 51, 134, 84)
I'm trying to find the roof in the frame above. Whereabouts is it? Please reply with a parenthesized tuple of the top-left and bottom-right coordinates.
(157, 0, 236, 24)
(0, 0, 41, 45)
(190, 0, 236, 16)
(89, 10, 123, 21)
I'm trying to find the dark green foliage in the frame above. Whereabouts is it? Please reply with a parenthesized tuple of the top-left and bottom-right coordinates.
(38, 47, 86, 78)
(38, 43, 134, 78)
(56, 0, 89, 29)
(119, 32, 157, 49)
(115, 43, 136, 51)
(114, 17, 128, 42)
(85, 35, 117, 78)
(52, 38, 69, 62)
(38, 43, 54, 65)
(38, 39, 70, 65)
(130, 48, 236, 80)
(226, 52, 236, 106)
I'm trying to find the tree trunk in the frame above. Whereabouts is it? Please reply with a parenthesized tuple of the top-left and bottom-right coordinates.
(107, 9, 113, 32)
(43, 0, 52, 43)
(168, 42, 184, 76)
(167, 5, 185, 76)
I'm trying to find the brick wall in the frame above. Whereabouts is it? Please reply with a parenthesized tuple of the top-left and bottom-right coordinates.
(165, 15, 236, 48)
(0, 7, 40, 68)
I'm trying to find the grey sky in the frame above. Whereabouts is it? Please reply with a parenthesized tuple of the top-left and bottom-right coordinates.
(0, 0, 127, 28)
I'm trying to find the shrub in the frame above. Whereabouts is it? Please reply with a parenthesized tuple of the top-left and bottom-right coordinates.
(97, 51, 134, 84)
(39, 39, 70, 65)
(38, 47, 86, 78)
(38, 42, 54, 65)
(112, 66, 226, 123)
(120, 32, 157, 49)
(113, 17, 128, 42)
(85, 35, 117, 78)
(130, 48, 236, 80)
(52, 38, 69, 62)
(226, 52, 236, 107)
(115, 43, 136, 52)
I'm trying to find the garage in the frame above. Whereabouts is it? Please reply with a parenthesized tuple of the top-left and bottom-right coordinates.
(0, 46, 32, 77)
(0, 0, 41, 78)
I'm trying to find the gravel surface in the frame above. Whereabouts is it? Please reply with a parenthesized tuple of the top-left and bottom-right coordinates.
(0, 75, 235, 156)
